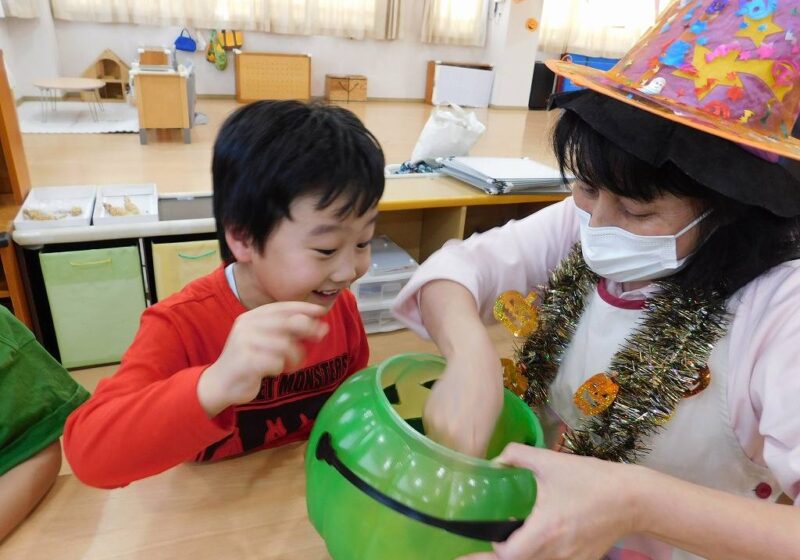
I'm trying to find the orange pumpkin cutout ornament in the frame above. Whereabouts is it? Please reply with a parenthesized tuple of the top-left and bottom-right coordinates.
(684, 366, 711, 397)
(573, 373, 620, 416)
(526, 18, 539, 32)
(501, 358, 529, 397)
(493, 290, 539, 338)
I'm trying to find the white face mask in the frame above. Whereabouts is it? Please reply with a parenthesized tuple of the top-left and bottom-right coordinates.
(575, 206, 710, 283)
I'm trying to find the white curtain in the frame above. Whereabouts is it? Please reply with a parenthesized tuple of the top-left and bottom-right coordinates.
(50, 0, 400, 40)
(421, 0, 489, 47)
(0, 0, 40, 17)
(538, 0, 660, 58)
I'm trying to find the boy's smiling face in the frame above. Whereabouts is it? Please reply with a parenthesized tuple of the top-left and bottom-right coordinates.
(226, 194, 378, 310)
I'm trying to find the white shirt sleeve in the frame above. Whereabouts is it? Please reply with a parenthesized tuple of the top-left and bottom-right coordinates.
(727, 261, 800, 505)
(392, 197, 579, 338)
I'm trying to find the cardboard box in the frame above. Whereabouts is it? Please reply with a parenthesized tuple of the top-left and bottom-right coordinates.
(325, 74, 368, 102)
(425, 61, 494, 108)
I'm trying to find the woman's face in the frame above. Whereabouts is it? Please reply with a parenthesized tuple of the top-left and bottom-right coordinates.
(571, 182, 706, 260)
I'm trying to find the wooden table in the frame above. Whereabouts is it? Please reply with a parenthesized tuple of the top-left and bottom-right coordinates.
(32, 78, 106, 122)
(0, 442, 331, 560)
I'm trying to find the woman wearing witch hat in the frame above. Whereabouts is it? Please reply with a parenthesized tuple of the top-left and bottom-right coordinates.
(393, 1, 800, 558)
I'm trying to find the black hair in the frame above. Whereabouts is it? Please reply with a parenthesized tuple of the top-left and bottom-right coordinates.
(553, 109, 800, 297)
(212, 100, 385, 261)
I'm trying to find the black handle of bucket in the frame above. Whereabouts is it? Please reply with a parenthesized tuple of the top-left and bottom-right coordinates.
(315, 432, 524, 542)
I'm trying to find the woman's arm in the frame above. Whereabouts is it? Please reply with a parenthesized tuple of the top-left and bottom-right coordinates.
(394, 199, 579, 456)
(638, 466, 800, 559)
(459, 445, 800, 560)
(0, 440, 62, 542)
(418, 280, 504, 457)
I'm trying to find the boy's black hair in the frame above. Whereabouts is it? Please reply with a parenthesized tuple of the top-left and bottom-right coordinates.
(553, 109, 800, 297)
(212, 100, 385, 261)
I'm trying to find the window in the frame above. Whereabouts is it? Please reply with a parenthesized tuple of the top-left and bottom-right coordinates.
(0, 0, 39, 18)
(50, 0, 399, 40)
(538, 0, 659, 58)
(421, 0, 490, 47)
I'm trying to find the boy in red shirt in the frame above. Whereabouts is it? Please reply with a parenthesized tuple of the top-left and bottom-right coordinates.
(64, 101, 385, 488)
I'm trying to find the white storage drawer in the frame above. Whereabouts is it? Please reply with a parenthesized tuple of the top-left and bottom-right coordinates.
(358, 301, 404, 334)
(352, 235, 417, 308)
(351, 271, 412, 305)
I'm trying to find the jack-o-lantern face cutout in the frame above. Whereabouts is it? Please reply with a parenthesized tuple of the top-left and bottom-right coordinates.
(501, 358, 529, 397)
(526, 18, 538, 31)
(573, 373, 619, 415)
(493, 291, 539, 338)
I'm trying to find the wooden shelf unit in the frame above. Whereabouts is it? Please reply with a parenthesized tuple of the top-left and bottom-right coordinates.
(375, 176, 564, 263)
(0, 51, 32, 328)
(82, 49, 130, 103)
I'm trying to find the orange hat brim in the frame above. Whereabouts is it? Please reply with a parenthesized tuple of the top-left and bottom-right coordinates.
(547, 59, 800, 162)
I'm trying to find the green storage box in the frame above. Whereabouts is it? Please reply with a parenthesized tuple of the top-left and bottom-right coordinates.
(39, 246, 146, 368)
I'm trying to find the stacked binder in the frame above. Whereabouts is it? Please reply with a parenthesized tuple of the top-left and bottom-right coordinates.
(439, 156, 570, 194)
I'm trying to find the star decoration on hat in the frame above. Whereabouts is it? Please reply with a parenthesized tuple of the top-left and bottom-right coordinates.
(736, 14, 784, 46)
(673, 45, 790, 101)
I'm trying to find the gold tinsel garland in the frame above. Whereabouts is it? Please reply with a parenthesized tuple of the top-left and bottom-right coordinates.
(518, 244, 730, 463)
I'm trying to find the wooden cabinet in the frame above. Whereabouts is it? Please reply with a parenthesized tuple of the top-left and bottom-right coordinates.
(0, 50, 31, 328)
(15, 179, 568, 366)
(0, 51, 29, 205)
(374, 176, 564, 263)
(134, 70, 195, 144)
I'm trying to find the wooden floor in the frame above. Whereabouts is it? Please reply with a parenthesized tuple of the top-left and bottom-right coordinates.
(21, 98, 551, 474)
(23, 99, 559, 193)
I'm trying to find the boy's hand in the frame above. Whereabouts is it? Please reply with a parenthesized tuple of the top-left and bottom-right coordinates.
(197, 302, 329, 417)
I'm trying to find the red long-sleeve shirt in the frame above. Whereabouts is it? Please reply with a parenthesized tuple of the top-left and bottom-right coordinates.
(64, 266, 368, 488)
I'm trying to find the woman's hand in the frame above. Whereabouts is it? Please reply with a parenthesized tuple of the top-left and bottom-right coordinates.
(458, 444, 644, 560)
(418, 280, 506, 457)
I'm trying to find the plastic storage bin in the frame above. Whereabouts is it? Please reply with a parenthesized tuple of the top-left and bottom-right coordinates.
(357, 301, 405, 334)
(151, 239, 221, 301)
(39, 246, 146, 368)
(350, 271, 412, 305)
(363, 235, 418, 278)
(352, 236, 418, 333)
(557, 53, 619, 93)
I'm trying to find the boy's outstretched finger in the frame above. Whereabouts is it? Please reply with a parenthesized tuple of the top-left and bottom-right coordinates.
(285, 313, 329, 340)
(254, 300, 328, 318)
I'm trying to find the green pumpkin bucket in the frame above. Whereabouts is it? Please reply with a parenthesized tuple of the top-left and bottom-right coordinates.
(306, 353, 544, 559)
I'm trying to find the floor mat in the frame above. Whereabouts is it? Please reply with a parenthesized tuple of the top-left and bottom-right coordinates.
(17, 100, 139, 134)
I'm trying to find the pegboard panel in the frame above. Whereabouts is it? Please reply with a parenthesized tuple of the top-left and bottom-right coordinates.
(235, 52, 311, 102)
